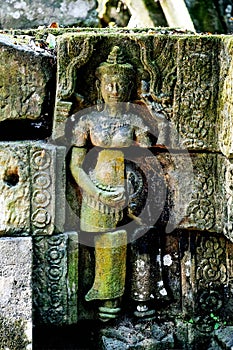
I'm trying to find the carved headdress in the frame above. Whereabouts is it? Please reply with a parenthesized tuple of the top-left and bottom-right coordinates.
(95, 46, 134, 78)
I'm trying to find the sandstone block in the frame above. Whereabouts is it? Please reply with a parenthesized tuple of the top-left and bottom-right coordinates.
(33, 232, 78, 325)
(0, 34, 55, 139)
(0, 237, 32, 349)
(0, 141, 65, 236)
(53, 31, 221, 153)
(30, 142, 66, 235)
(0, 142, 30, 235)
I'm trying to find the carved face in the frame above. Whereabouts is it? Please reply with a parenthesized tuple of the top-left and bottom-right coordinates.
(100, 73, 132, 104)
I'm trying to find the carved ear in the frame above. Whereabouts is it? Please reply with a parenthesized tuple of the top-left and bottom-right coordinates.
(96, 79, 100, 92)
(128, 81, 134, 97)
(96, 79, 103, 110)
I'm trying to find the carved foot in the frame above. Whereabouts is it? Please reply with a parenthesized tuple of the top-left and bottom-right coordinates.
(134, 302, 156, 320)
(98, 299, 121, 322)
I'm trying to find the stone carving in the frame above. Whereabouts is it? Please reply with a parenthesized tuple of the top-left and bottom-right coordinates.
(196, 236, 226, 288)
(54, 37, 96, 140)
(218, 38, 233, 158)
(130, 233, 158, 319)
(0, 142, 30, 235)
(0, 237, 32, 349)
(220, 157, 233, 242)
(194, 235, 227, 333)
(30, 143, 66, 235)
(0, 36, 55, 139)
(0, 142, 66, 236)
(68, 45, 164, 320)
(33, 232, 78, 325)
(186, 154, 216, 231)
(173, 38, 219, 151)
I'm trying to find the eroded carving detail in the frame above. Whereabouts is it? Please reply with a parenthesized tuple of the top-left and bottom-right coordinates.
(31, 147, 52, 235)
(54, 38, 95, 140)
(30, 144, 65, 235)
(186, 154, 216, 231)
(196, 236, 226, 287)
(195, 236, 226, 326)
(223, 161, 233, 241)
(33, 232, 78, 325)
(0, 143, 30, 234)
(33, 234, 67, 324)
(174, 40, 219, 150)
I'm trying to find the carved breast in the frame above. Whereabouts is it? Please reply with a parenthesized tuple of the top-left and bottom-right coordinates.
(89, 119, 134, 148)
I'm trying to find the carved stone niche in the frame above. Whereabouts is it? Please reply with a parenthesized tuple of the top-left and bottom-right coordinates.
(0, 142, 65, 236)
(53, 30, 223, 154)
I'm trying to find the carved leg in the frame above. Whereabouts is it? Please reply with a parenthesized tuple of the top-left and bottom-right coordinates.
(85, 230, 127, 321)
(130, 236, 156, 320)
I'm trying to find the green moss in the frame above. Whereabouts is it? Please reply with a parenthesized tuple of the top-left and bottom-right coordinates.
(0, 315, 30, 349)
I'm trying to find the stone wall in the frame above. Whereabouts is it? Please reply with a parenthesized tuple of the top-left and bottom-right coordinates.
(1, 28, 233, 349)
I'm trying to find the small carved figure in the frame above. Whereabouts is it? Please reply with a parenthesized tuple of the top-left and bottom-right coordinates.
(70, 46, 154, 321)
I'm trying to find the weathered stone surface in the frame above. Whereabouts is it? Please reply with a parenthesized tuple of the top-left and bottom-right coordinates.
(0, 141, 66, 236)
(154, 151, 233, 239)
(100, 320, 174, 350)
(154, 152, 218, 233)
(214, 327, 233, 350)
(172, 36, 220, 151)
(53, 31, 221, 153)
(217, 155, 233, 241)
(218, 37, 233, 158)
(30, 142, 66, 235)
(0, 35, 55, 139)
(33, 232, 78, 325)
(0, 237, 32, 349)
(0, 142, 30, 235)
(0, 0, 98, 29)
(159, 231, 233, 348)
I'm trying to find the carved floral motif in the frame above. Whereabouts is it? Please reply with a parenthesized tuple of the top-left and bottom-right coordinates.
(31, 147, 52, 235)
(33, 234, 67, 324)
(196, 236, 226, 287)
(187, 154, 216, 231)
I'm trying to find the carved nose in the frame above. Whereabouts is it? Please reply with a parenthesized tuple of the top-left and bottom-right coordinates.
(112, 83, 118, 95)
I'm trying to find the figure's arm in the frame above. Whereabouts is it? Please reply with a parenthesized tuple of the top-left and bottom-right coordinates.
(70, 146, 101, 199)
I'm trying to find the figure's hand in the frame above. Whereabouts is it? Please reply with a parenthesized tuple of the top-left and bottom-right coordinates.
(98, 186, 125, 208)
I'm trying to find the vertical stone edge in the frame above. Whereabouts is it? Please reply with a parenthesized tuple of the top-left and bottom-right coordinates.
(67, 231, 79, 324)
(55, 145, 66, 234)
(217, 36, 233, 158)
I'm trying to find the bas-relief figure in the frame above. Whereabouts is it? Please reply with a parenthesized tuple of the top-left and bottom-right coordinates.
(69, 46, 160, 321)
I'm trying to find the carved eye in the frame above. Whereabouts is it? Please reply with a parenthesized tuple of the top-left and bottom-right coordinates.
(106, 84, 113, 92)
